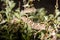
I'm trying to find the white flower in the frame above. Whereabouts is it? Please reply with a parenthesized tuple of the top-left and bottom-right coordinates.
(51, 31, 56, 36)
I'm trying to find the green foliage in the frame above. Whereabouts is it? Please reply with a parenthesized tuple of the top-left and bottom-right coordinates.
(0, 0, 60, 40)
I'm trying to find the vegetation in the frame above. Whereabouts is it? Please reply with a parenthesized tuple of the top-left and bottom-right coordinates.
(0, 0, 60, 40)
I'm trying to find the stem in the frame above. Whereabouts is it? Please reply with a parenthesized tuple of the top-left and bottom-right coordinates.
(55, 0, 58, 9)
